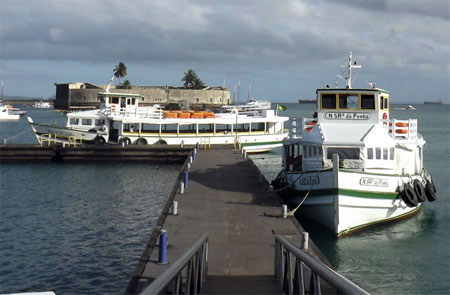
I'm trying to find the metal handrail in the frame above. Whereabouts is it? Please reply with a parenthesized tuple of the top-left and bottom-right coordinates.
(140, 234, 209, 295)
(274, 234, 369, 295)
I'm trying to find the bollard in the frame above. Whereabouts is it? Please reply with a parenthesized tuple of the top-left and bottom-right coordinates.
(193, 149, 196, 161)
(180, 140, 184, 148)
(180, 182, 185, 194)
(301, 232, 309, 250)
(172, 201, 178, 215)
(282, 205, 288, 218)
(187, 162, 191, 171)
(158, 230, 168, 264)
(136, 278, 149, 293)
(190, 155, 193, 164)
(183, 171, 188, 187)
(196, 142, 199, 152)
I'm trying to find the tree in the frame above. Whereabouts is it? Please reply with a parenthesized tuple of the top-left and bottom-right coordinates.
(182, 69, 205, 89)
(113, 62, 127, 84)
(121, 79, 132, 89)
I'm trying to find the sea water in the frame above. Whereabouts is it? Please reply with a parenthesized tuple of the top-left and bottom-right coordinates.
(0, 105, 449, 294)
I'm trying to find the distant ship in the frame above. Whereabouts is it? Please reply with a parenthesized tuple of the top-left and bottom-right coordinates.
(424, 100, 443, 104)
(298, 99, 316, 104)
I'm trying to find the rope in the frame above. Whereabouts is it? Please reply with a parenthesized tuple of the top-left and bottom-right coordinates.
(286, 190, 311, 217)
(2, 129, 30, 143)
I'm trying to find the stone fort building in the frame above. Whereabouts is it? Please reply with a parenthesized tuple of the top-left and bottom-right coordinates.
(54, 82, 231, 110)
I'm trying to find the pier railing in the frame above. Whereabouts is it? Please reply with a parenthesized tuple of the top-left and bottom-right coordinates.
(139, 234, 209, 295)
(274, 234, 369, 295)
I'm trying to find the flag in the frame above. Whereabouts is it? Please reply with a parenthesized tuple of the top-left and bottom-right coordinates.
(277, 104, 286, 111)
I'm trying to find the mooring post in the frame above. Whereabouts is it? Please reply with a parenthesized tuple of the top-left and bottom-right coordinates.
(188, 162, 191, 171)
(184, 171, 188, 188)
(301, 232, 309, 250)
(180, 182, 185, 194)
(196, 142, 199, 152)
(172, 201, 178, 215)
(158, 230, 168, 264)
(190, 155, 193, 164)
(282, 205, 288, 218)
(193, 149, 196, 161)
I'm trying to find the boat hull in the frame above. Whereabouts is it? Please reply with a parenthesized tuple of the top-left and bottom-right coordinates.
(28, 122, 100, 143)
(279, 169, 424, 237)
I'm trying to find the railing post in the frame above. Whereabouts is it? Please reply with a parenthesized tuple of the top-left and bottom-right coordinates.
(184, 171, 189, 188)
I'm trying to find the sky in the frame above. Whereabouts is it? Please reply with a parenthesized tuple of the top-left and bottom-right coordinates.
(1, 0, 449, 103)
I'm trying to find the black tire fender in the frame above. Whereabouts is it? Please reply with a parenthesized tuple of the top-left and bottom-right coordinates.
(425, 179, 437, 202)
(413, 179, 427, 203)
(400, 184, 418, 207)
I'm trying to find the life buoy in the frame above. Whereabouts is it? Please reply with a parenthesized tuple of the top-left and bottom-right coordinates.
(424, 179, 437, 202)
(413, 179, 426, 202)
(400, 184, 418, 207)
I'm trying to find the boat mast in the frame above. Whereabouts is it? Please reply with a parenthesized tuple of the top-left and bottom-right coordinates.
(105, 74, 115, 93)
(346, 51, 361, 89)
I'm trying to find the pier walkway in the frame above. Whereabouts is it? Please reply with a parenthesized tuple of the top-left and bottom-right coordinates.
(127, 147, 330, 294)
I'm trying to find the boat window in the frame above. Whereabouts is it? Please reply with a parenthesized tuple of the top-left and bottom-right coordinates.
(161, 124, 177, 133)
(142, 123, 159, 133)
(390, 147, 394, 160)
(321, 94, 336, 109)
(179, 124, 196, 134)
(380, 97, 389, 110)
(95, 119, 105, 126)
(235, 124, 250, 132)
(251, 123, 265, 132)
(326, 147, 360, 160)
(383, 148, 388, 160)
(123, 124, 137, 132)
(216, 124, 232, 134)
(367, 148, 373, 159)
(69, 118, 79, 125)
(198, 124, 213, 133)
(110, 97, 119, 104)
(361, 95, 375, 109)
(375, 148, 381, 160)
(82, 119, 92, 126)
(339, 94, 358, 109)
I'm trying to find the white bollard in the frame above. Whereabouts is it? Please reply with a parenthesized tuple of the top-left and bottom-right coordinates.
(301, 232, 309, 250)
(180, 182, 184, 194)
(190, 155, 193, 164)
(172, 201, 178, 215)
(188, 162, 191, 171)
(282, 205, 288, 218)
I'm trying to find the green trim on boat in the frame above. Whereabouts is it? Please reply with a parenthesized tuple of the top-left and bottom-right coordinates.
(339, 189, 399, 200)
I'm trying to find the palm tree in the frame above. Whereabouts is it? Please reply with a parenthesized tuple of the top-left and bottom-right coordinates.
(182, 69, 205, 89)
(113, 62, 127, 84)
(121, 79, 132, 89)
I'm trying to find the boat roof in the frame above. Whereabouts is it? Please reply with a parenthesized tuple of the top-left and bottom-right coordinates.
(316, 88, 390, 94)
(97, 92, 143, 97)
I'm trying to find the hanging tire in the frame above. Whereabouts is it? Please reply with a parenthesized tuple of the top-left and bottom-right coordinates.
(154, 139, 167, 145)
(424, 179, 437, 202)
(400, 184, 418, 207)
(413, 179, 427, 203)
(93, 136, 105, 145)
(119, 137, 131, 148)
(135, 138, 148, 145)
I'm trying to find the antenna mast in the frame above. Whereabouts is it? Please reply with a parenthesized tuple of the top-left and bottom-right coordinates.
(346, 51, 361, 89)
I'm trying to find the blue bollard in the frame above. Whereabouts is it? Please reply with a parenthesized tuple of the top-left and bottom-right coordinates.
(158, 230, 168, 264)
(184, 171, 188, 188)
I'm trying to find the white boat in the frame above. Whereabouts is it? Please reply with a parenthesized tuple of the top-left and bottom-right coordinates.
(27, 92, 289, 152)
(272, 52, 436, 237)
(33, 100, 54, 109)
(394, 104, 415, 110)
(0, 104, 20, 120)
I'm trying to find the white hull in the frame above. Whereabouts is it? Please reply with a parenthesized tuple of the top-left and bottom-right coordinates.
(283, 168, 424, 237)
(28, 121, 101, 144)
(0, 114, 20, 120)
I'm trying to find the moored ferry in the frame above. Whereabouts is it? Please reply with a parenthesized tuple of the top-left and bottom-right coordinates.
(272, 52, 436, 237)
(27, 92, 288, 153)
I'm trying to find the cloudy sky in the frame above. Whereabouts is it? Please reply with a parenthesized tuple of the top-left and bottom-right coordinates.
(1, 0, 449, 103)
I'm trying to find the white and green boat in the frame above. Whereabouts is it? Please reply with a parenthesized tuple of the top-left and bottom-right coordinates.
(273, 52, 436, 237)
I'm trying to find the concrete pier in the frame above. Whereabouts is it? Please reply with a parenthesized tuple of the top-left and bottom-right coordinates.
(126, 147, 330, 294)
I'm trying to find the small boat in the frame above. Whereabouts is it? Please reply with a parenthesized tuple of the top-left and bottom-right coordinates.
(424, 100, 443, 105)
(27, 92, 289, 153)
(33, 100, 54, 109)
(394, 104, 415, 110)
(0, 104, 20, 120)
(221, 99, 271, 116)
(298, 99, 316, 104)
(272, 52, 436, 237)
